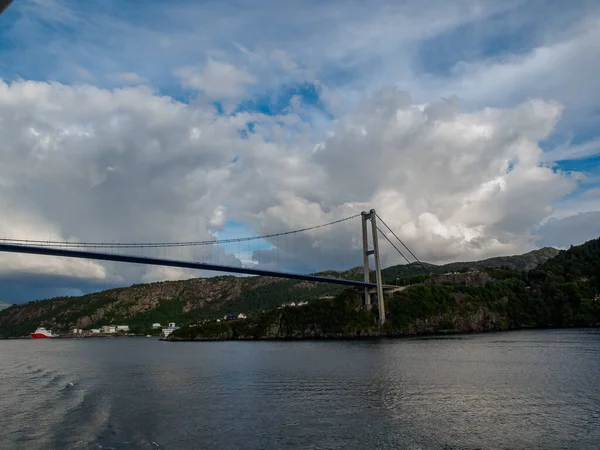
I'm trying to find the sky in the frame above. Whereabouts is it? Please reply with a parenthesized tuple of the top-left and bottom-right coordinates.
(0, 0, 599, 303)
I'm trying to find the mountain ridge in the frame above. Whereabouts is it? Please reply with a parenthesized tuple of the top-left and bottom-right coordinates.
(170, 238, 600, 341)
(0, 246, 561, 337)
(381, 247, 559, 280)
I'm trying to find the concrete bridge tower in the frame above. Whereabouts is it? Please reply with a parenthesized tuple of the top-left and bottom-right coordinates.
(361, 209, 385, 325)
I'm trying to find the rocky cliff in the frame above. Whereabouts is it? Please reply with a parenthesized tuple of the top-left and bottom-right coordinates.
(0, 274, 344, 337)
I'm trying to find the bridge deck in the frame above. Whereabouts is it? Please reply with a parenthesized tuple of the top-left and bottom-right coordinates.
(0, 243, 393, 289)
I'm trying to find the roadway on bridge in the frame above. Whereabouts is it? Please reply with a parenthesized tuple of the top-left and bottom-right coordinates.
(0, 243, 399, 289)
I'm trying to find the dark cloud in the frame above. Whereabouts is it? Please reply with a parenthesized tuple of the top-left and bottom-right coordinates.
(0, 274, 117, 304)
(536, 212, 600, 249)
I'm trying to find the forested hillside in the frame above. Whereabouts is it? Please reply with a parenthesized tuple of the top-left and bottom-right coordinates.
(171, 238, 600, 340)
(0, 243, 583, 338)
(381, 247, 559, 282)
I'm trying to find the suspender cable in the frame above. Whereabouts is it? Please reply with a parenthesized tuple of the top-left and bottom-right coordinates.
(376, 226, 412, 265)
(375, 213, 428, 272)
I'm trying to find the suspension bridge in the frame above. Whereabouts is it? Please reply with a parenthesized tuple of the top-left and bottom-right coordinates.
(0, 209, 426, 324)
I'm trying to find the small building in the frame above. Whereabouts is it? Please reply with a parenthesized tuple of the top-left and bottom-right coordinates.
(72, 328, 80, 334)
(116, 325, 130, 332)
(152, 323, 162, 329)
(168, 322, 176, 328)
(101, 325, 116, 334)
(297, 301, 308, 307)
(238, 313, 247, 319)
(90, 328, 100, 334)
(282, 302, 296, 308)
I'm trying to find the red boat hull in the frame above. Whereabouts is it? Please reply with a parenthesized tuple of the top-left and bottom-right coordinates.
(30, 333, 53, 339)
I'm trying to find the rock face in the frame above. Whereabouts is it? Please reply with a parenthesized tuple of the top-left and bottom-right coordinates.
(405, 307, 507, 335)
(0, 276, 291, 337)
(427, 271, 492, 286)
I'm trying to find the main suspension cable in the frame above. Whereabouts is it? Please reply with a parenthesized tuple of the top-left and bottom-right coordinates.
(0, 214, 362, 249)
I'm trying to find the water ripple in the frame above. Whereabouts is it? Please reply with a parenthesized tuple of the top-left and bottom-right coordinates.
(0, 330, 599, 449)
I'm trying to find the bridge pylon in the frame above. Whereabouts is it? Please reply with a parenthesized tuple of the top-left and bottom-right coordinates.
(361, 209, 386, 325)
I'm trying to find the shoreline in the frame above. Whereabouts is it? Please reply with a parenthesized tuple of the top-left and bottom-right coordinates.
(162, 324, 600, 342)
(0, 334, 159, 340)
(3, 325, 598, 341)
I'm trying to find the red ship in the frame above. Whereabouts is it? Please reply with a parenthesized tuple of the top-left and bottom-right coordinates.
(30, 326, 56, 339)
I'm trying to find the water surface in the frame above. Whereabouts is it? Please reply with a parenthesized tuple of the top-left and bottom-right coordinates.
(1, 329, 599, 449)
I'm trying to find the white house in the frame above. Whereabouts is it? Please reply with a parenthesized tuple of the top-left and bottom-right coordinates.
(116, 325, 130, 332)
(90, 328, 100, 334)
(168, 322, 176, 328)
(101, 325, 116, 334)
(152, 323, 162, 329)
(237, 313, 247, 319)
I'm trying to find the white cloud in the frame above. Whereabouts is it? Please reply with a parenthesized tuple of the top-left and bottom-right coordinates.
(410, 17, 600, 133)
(109, 72, 147, 85)
(536, 211, 600, 249)
(299, 94, 576, 263)
(0, 79, 251, 284)
(141, 266, 202, 283)
(1, 0, 527, 98)
(175, 59, 257, 99)
(209, 205, 227, 231)
(0, 198, 109, 280)
(75, 67, 93, 80)
(0, 75, 585, 287)
(1, 0, 599, 304)
(549, 195, 600, 221)
(516, 31, 599, 107)
(581, 188, 600, 199)
(542, 139, 600, 163)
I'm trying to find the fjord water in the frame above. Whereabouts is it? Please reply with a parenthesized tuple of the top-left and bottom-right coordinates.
(1, 330, 599, 450)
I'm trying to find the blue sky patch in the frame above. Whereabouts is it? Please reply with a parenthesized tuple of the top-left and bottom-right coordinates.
(555, 155, 600, 174)
(416, 11, 538, 77)
(215, 221, 274, 254)
(235, 82, 328, 116)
